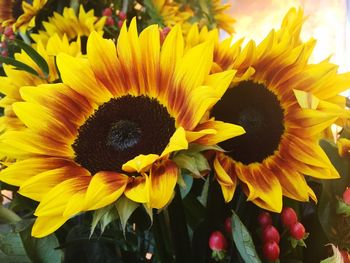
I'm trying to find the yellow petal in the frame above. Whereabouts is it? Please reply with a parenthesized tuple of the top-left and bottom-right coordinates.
(0, 157, 71, 186)
(19, 163, 90, 201)
(149, 160, 178, 209)
(122, 154, 159, 173)
(84, 171, 129, 212)
(34, 177, 91, 217)
(161, 127, 188, 157)
(32, 215, 69, 238)
(214, 153, 237, 202)
(194, 120, 245, 145)
(124, 176, 149, 203)
(56, 53, 111, 103)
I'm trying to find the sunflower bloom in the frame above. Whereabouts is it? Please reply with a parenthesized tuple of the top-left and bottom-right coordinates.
(0, 19, 244, 237)
(0, 0, 47, 32)
(0, 34, 82, 135)
(210, 0, 235, 34)
(152, 0, 193, 29)
(30, 5, 106, 45)
(210, 8, 350, 212)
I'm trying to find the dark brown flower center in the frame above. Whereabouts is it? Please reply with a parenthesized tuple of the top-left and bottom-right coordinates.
(211, 81, 285, 165)
(73, 95, 176, 175)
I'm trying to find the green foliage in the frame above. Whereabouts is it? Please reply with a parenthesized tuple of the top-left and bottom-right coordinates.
(318, 139, 350, 248)
(231, 210, 262, 263)
(20, 226, 63, 263)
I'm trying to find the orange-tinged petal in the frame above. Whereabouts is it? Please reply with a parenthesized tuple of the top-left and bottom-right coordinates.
(19, 164, 90, 201)
(84, 171, 129, 212)
(57, 53, 112, 103)
(214, 153, 237, 202)
(87, 31, 126, 97)
(237, 163, 283, 212)
(34, 177, 91, 217)
(122, 154, 159, 173)
(149, 160, 178, 209)
(124, 176, 149, 204)
(0, 157, 72, 186)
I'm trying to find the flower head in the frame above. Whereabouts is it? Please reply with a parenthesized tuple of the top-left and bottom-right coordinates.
(0, 19, 244, 237)
(0, 0, 47, 32)
(210, 8, 350, 212)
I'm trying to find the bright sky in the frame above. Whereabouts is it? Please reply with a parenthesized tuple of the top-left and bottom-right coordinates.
(226, 0, 350, 72)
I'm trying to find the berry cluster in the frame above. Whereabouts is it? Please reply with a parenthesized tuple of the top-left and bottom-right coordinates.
(281, 207, 306, 242)
(0, 26, 15, 58)
(258, 212, 280, 261)
(103, 7, 126, 29)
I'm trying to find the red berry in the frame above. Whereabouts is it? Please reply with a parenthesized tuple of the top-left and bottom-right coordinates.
(209, 231, 228, 251)
(343, 188, 350, 205)
(118, 11, 127, 20)
(290, 222, 305, 240)
(105, 16, 115, 26)
(102, 7, 113, 17)
(0, 41, 7, 48)
(224, 217, 232, 234)
(263, 241, 280, 261)
(262, 225, 280, 244)
(281, 207, 298, 227)
(117, 20, 124, 28)
(3, 26, 13, 37)
(258, 211, 272, 228)
(1, 50, 8, 57)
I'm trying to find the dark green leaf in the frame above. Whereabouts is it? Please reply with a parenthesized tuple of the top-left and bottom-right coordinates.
(13, 40, 49, 78)
(179, 172, 193, 198)
(0, 56, 39, 77)
(0, 230, 29, 263)
(231, 210, 262, 263)
(20, 224, 63, 263)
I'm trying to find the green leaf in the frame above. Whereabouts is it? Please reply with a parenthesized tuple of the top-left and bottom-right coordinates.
(143, 0, 164, 26)
(115, 196, 139, 233)
(0, 56, 39, 77)
(0, 205, 21, 224)
(197, 177, 209, 207)
(13, 40, 49, 78)
(182, 193, 206, 228)
(20, 225, 63, 263)
(0, 230, 30, 263)
(178, 172, 193, 198)
(231, 210, 262, 263)
(173, 154, 201, 177)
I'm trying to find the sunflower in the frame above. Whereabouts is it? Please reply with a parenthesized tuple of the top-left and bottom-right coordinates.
(209, 0, 235, 34)
(0, 0, 47, 32)
(151, 0, 193, 30)
(30, 5, 106, 46)
(0, 19, 244, 237)
(0, 33, 82, 135)
(210, 7, 350, 212)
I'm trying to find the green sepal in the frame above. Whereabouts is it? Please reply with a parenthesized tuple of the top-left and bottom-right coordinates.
(90, 205, 119, 236)
(115, 196, 139, 233)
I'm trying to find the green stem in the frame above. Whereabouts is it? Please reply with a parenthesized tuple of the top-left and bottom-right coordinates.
(0, 205, 21, 223)
(153, 211, 174, 262)
(168, 186, 192, 262)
